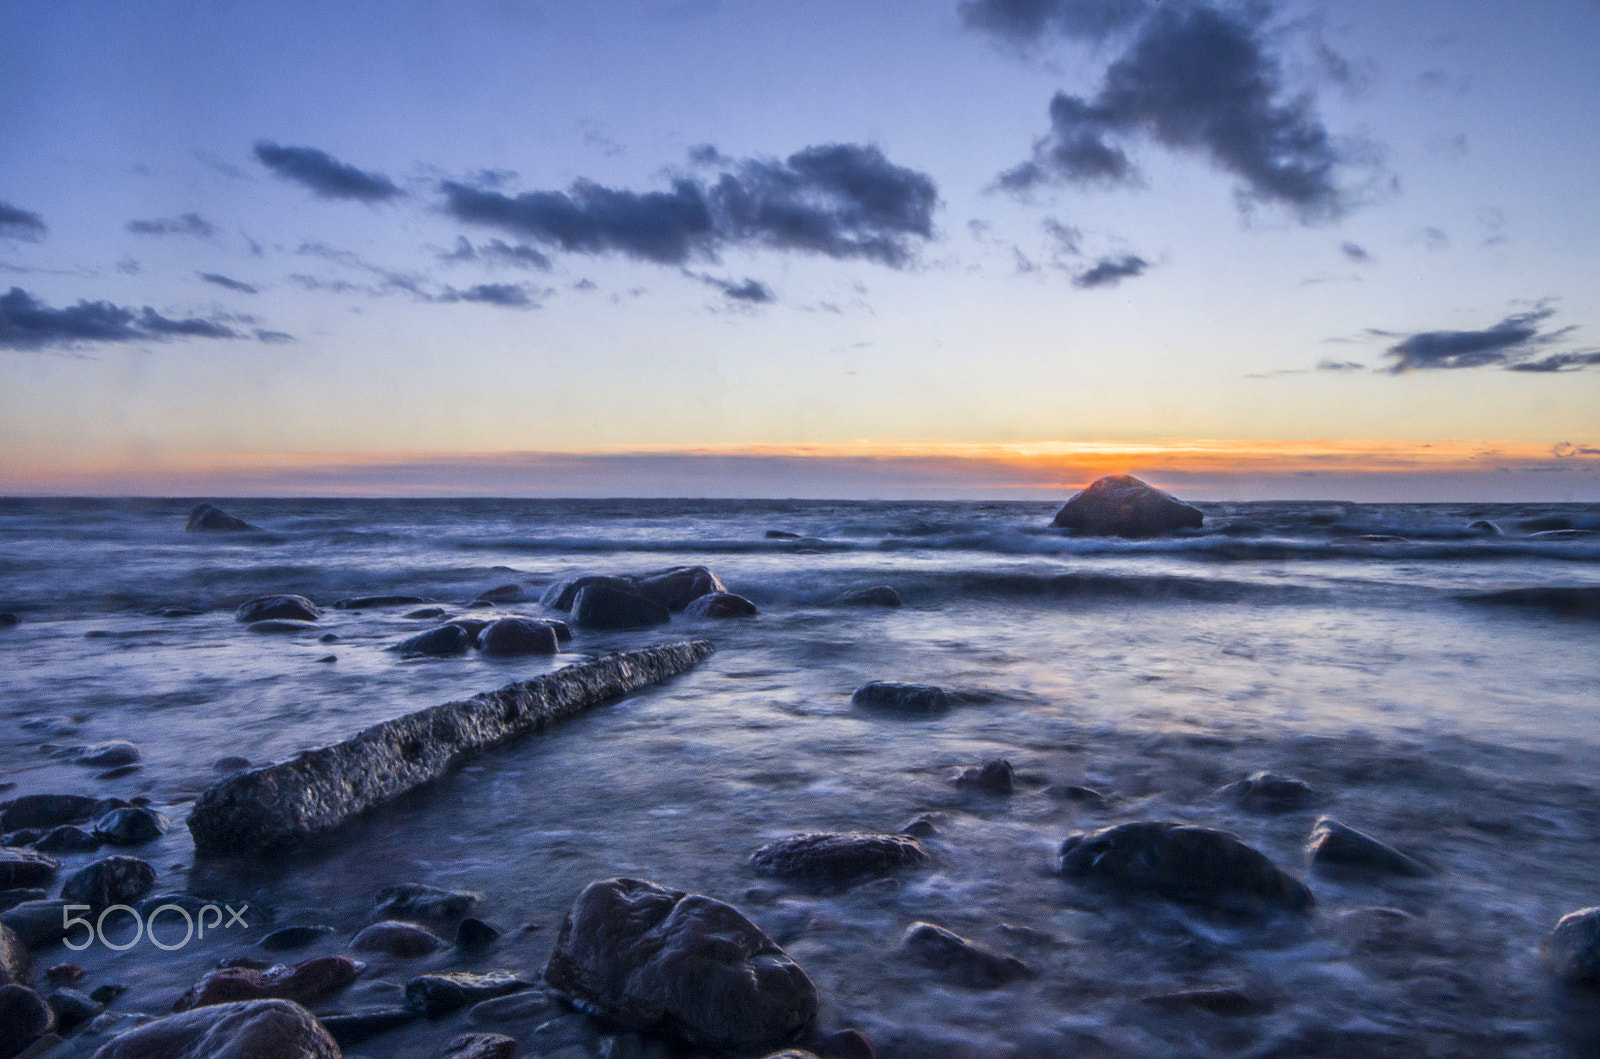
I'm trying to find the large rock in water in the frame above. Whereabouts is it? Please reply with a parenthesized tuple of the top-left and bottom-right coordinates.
(1050, 475, 1203, 538)
(544, 877, 817, 1054)
(235, 596, 320, 624)
(185, 504, 258, 532)
(1544, 907, 1600, 984)
(1059, 821, 1313, 915)
(750, 832, 930, 882)
(571, 585, 670, 630)
(88, 999, 340, 1059)
(476, 618, 559, 657)
(629, 566, 726, 612)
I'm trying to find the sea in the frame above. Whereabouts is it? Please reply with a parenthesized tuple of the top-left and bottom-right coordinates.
(2, 496, 1599, 1058)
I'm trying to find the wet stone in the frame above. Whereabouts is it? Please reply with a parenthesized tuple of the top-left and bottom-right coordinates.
(74, 742, 140, 768)
(1, 797, 97, 832)
(59, 856, 157, 909)
(174, 955, 365, 1012)
(953, 758, 1015, 794)
(259, 926, 335, 952)
(42, 964, 83, 987)
(442, 1032, 517, 1059)
(0, 922, 28, 986)
(571, 585, 671, 630)
(473, 583, 528, 604)
(813, 1028, 877, 1059)
(319, 1006, 419, 1047)
(900, 921, 1033, 988)
(0, 891, 44, 915)
(235, 595, 320, 624)
(88, 998, 340, 1059)
(750, 832, 931, 882)
(476, 617, 559, 657)
(1044, 784, 1108, 809)
(684, 591, 759, 618)
(1059, 821, 1315, 916)
(0, 985, 54, 1058)
(0, 849, 60, 889)
(1218, 771, 1318, 813)
(185, 503, 257, 532)
(212, 756, 251, 773)
(1050, 474, 1204, 537)
(0, 901, 71, 948)
(540, 575, 632, 612)
(96, 765, 142, 780)
(1306, 817, 1430, 878)
(850, 681, 949, 713)
(46, 987, 99, 1033)
(1545, 908, 1600, 985)
(376, 883, 481, 920)
(466, 988, 553, 1024)
(93, 807, 170, 846)
(352, 921, 446, 957)
(454, 917, 501, 950)
(247, 619, 319, 634)
(392, 624, 472, 657)
(406, 607, 449, 620)
(629, 566, 726, 611)
(833, 585, 902, 607)
(406, 971, 533, 1017)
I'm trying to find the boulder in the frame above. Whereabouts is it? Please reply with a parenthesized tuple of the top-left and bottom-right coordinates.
(899, 922, 1032, 987)
(628, 567, 726, 612)
(75, 742, 141, 768)
(405, 971, 532, 1017)
(351, 921, 445, 957)
(174, 956, 363, 1013)
(1, 797, 97, 832)
(1305, 817, 1429, 878)
(0, 985, 53, 1059)
(1050, 475, 1203, 538)
(59, 856, 157, 909)
(952, 759, 1015, 794)
(0, 849, 60, 889)
(850, 682, 949, 713)
(1059, 821, 1314, 915)
(0, 922, 28, 986)
(87, 998, 339, 1059)
(34, 826, 101, 854)
(1544, 908, 1600, 984)
(93, 807, 171, 846)
(539, 576, 632, 612)
(185, 504, 257, 532)
(750, 832, 930, 882)
(0, 902, 72, 948)
(832, 586, 902, 608)
(476, 618, 559, 657)
(570, 585, 670, 630)
(684, 592, 759, 618)
(376, 883, 480, 920)
(235, 596, 320, 624)
(1216, 771, 1317, 813)
(544, 877, 817, 1054)
(392, 625, 472, 657)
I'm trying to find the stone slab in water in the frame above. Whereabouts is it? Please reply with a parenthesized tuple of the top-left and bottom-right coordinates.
(187, 641, 714, 855)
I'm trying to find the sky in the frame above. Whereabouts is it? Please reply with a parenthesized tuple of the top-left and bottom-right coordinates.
(2, 0, 1599, 500)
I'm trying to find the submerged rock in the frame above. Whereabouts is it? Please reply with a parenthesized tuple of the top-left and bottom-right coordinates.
(544, 877, 817, 1054)
(472, 584, 528, 605)
(74, 742, 141, 768)
(0, 848, 60, 889)
(235, 596, 320, 624)
(850, 682, 949, 713)
(1, 796, 98, 832)
(0, 613, 18, 628)
(1462, 586, 1600, 620)
(1466, 519, 1502, 536)
(684, 592, 759, 618)
(0, 984, 54, 1058)
(899, 921, 1032, 988)
(351, 920, 446, 957)
(376, 883, 481, 920)
(93, 807, 171, 846)
(476, 618, 559, 657)
(1217, 771, 1317, 813)
(1059, 821, 1314, 915)
(571, 585, 670, 630)
(174, 956, 363, 1013)
(1544, 908, 1600, 985)
(185, 504, 257, 532)
(392, 624, 472, 657)
(88, 998, 340, 1059)
(34, 826, 101, 854)
(832, 585, 902, 608)
(750, 832, 930, 882)
(248, 619, 319, 635)
(405, 971, 532, 1017)
(455, 918, 501, 950)
(629, 566, 726, 612)
(953, 759, 1015, 794)
(59, 856, 157, 909)
(48, 985, 100, 1033)
(258, 926, 334, 952)
(1050, 475, 1203, 538)
(1306, 817, 1430, 878)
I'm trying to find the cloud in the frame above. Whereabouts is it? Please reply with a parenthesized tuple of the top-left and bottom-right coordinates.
(688, 272, 776, 303)
(440, 142, 938, 268)
(198, 272, 259, 294)
(1374, 306, 1590, 373)
(958, 0, 1151, 43)
(254, 329, 296, 343)
(0, 202, 47, 241)
(438, 236, 552, 270)
(1340, 241, 1371, 263)
(997, 4, 1358, 222)
(1316, 359, 1366, 372)
(437, 282, 538, 308)
(126, 213, 215, 237)
(1041, 217, 1083, 255)
(0, 286, 288, 350)
(1073, 253, 1147, 288)
(254, 142, 403, 202)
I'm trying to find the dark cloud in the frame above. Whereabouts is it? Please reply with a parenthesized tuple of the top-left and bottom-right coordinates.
(0, 286, 277, 350)
(437, 282, 538, 308)
(440, 143, 937, 268)
(254, 142, 403, 202)
(126, 213, 215, 237)
(1507, 350, 1600, 373)
(198, 272, 259, 294)
(688, 272, 776, 303)
(998, 4, 1356, 222)
(438, 236, 552, 270)
(254, 329, 296, 343)
(1376, 307, 1585, 373)
(958, 0, 1150, 43)
(1073, 253, 1147, 288)
(1340, 241, 1371, 263)
(0, 202, 47, 241)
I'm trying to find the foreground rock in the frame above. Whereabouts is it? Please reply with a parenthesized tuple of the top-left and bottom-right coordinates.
(174, 956, 363, 1012)
(74, 742, 141, 768)
(571, 585, 670, 630)
(1544, 908, 1600, 984)
(900, 922, 1032, 988)
(94, 807, 170, 846)
(750, 832, 930, 882)
(540, 575, 633, 611)
(684, 592, 759, 618)
(476, 618, 559, 657)
(405, 971, 532, 1016)
(0, 901, 72, 948)
(235, 596, 320, 624)
(0, 984, 54, 1058)
(189, 641, 714, 855)
(185, 504, 258, 532)
(850, 682, 949, 713)
(393, 625, 472, 657)
(1, 796, 97, 832)
(88, 999, 339, 1059)
(60, 856, 157, 909)
(0, 849, 60, 889)
(1217, 771, 1317, 813)
(0, 923, 28, 986)
(1306, 817, 1430, 878)
(352, 921, 445, 957)
(1050, 475, 1203, 538)
(1059, 821, 1314, 915)
(544, 877, 817, 1054)
(442, 1032, 517, 1059)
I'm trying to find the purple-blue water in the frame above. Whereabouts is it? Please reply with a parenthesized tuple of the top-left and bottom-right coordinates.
(3, 497, 1600, 1057)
